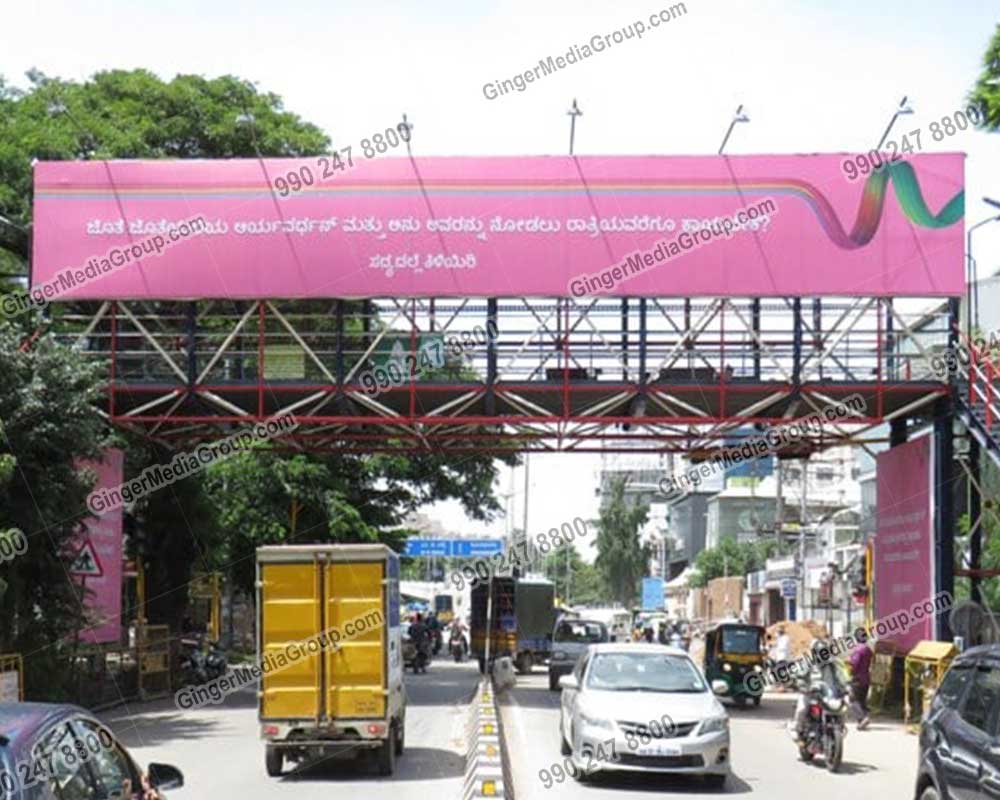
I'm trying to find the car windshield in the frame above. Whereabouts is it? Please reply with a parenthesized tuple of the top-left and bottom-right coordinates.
(555, 621, 606, 643)
(720, 627, 761, 654)
(585, 652, 707, 693)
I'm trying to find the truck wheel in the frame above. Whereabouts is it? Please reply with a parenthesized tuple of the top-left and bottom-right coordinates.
(516, 653, 533, 675)
(378, 728, 396, 776)
(549, 672, 560, 691)
(395, 719, 405, 756)
(265, 746, 283, 777)
(477, 656, 486, 674)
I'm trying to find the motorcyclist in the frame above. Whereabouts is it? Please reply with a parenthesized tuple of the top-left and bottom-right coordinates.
(448, 618, 468, 657)
(427, 612, 443, 654)
(793, 638, 849, 743)
(410, 613, 431, 671)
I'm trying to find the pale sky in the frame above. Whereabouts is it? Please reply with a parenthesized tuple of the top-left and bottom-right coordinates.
(3, 0, 997, 553)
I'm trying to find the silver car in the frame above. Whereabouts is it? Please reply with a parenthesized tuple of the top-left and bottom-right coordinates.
(548, 619, 609, 691)
(558, 643, 730, 788)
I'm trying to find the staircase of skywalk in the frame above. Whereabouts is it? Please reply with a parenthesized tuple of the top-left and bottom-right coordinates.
(955, 335, 1000, 468)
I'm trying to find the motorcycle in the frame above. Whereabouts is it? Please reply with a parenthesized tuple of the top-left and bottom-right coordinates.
(414, 640, 431, 673)
(449, 631, 467, 663)
(180, 637, 228, 685)
(790, 683, 847, 772)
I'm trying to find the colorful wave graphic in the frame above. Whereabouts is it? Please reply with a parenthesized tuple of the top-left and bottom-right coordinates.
(823, 161, 964, 249)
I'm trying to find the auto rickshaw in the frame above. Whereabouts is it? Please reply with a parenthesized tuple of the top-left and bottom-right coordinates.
(702, 621, 766, 706)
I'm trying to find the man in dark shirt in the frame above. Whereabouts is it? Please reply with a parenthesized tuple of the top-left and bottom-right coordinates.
(848, 639, 873, 729)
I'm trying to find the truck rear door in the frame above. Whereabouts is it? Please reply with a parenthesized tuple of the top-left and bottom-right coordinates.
(259, 561, 322, 719)
(324, 561, 386, 718)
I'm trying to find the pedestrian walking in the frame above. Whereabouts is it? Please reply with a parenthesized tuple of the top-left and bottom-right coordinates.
(848, 638, 873, 729)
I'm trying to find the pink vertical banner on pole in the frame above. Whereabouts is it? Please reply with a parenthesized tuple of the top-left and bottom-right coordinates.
(874, 436, 935, 653)
(74, 448, 124, 644)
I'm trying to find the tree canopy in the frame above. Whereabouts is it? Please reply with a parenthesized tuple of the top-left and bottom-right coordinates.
(0, 68, 514, 655)
(970, 24, 1000, 131)
(594, 478, 651, 607)
(542, 543, 607, 606)
(688, 535, 787, 588)
(0, 325, 110, 697)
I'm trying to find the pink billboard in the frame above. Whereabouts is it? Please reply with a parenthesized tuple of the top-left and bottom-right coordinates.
(32, 153, 964, 300)
(874, 436, 935, 653)
(74, 449, 124, 645)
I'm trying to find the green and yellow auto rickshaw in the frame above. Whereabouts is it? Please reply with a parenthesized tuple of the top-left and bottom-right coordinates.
(702, 622, 766, 706)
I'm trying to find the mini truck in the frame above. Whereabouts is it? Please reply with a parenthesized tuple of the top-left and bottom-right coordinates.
(256, 544, 405, 776)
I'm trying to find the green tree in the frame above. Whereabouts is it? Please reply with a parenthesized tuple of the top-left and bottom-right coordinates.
(542, 544, 607, 606)
(594, 479, 651, 607)
(688, 536, 786, 588)
(956, 453, 1000, 611)
(0, 69, 514, 640)
(0, 324, 110, 698)
(970, 24, 1000, 130)
(0, 68, 328, 248)
(203, 449, 510, 598)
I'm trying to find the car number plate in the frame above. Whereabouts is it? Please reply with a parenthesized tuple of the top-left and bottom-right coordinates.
(637, 743, 680, 756)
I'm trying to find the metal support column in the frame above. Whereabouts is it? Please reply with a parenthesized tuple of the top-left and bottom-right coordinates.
(335, 300, 345, 393)
(886, 299, 895, 381)
(486, 298, 498, 416)
(621, 298, 629, 381)
(812, 298, 822, 380)
(639, 299, 648, 390)
(933, 395, 955, 641)
(792, 298, 803, 387)
(969, 435, 983, 605)
(185, 301, 197, 386)
(751, 298, 761, 380)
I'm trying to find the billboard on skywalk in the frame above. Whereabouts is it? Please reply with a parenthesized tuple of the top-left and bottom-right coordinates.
(32, 153, 965, 300)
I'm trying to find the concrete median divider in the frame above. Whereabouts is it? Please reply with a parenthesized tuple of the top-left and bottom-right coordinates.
(461, 673, 515, 799)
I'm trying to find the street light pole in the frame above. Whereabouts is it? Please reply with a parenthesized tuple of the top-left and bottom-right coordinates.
(971, 197, 1000, 339)
(567, 99, 583, 156)
(718, 104, 750, 155)
(876, 96, 914, 150)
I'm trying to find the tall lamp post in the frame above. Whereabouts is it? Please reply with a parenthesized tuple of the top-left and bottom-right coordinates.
(718, 105, 750, 155)
(876, 96, 914, 149)
(971, 198, 1000, 338)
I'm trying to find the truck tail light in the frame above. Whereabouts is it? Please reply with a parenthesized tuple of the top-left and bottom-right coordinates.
(262, 725, 280, 738)
(367, 723, 386, 736)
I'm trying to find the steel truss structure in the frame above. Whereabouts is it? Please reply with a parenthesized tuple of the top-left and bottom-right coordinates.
(52, 295, 954, 454)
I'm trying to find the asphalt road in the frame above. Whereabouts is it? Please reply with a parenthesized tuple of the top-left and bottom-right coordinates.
(99, 656, 480, 799)
(500, 670, 921, 799)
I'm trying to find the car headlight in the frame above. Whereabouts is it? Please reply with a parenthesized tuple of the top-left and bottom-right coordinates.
(552, 651, 569, 661)
(699, 716, 729, 735)
(722, 662, 732, 672)
(579, 711, 614, 731)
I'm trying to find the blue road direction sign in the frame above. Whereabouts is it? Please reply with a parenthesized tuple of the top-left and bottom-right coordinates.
(404, 538, 505, 558)
(781, 578, 798, 599)
(641, 577, 665, 611)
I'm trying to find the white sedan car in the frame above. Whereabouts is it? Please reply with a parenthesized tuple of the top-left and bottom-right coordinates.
(559, 643, 730, 788)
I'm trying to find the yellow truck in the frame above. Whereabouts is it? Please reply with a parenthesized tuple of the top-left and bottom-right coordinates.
(256, 544, 405, 776)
